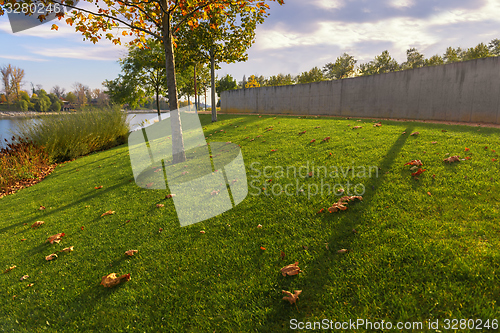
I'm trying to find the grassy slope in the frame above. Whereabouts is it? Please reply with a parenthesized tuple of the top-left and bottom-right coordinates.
(1, 114, 500, 332)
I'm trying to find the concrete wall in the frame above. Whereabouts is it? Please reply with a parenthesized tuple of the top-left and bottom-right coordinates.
(221, 56, 500, 124)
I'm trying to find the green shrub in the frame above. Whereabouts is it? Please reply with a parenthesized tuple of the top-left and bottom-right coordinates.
(15, 106, 130, 162)
(16, 99, 28, 111)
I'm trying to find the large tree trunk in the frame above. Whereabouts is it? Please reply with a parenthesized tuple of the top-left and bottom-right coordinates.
(210, 47, 216, 122)
(161, 1, 186, 163)
(155, 89, 160, 119)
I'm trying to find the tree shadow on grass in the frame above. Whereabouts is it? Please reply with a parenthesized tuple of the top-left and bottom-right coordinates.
(260, 125, 416, 328)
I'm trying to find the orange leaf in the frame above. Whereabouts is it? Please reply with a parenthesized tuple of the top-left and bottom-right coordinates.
(100, 273, 131, 288)
(410, 131, 419, 136)
(464, 147, 470, 152)
(404, 160, 423, 167)
(101, 210, 115, 217)
(46, 233, 65, 244)
(95, 185, 103, 189)
(45, 253, 58, 261)
(427, 192, 432, 196)
(373, 122, 382, 127)
(200, 230, 205, 234)
(39, 206, 46, 210)
(352, 126, 362, 129)
(282, 290, 302, 305)
(3, 265, 16, 274)
(280, 262, 301, 276)
(310, 139, 316, 143)
(411, 168, 426, 177)
(31, 221, 44, 229)
(260, 246, 266, 250)
(51, 24, 58, 31)
(156, 204, 164, 208)
(125, 250, 138, 256)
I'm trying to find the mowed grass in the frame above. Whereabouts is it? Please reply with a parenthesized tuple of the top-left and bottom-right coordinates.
(1, 114, 500, 332)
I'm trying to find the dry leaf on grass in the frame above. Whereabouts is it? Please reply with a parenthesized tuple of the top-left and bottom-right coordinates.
(337, 249, 348, 254)
(200, 230, 205, 234)
(282, 290, 302, 305)
(20, 275, 29, 281)
(280, 251, 285, 260)
(373, 122, 382, 127)
(39, 206, 45, 210)
(27, 283, 34, 287)
(327, 196, 363, 213)
(443, 155, 460, 163)
(125, 250, 138, 256)
(165, 194, 176, 199)
(410, 132, 420, 136)
(322, 136, 331, 142)
(60, 246, 74, 253)
(352, 126, 362, 129)
(310, 139, 316, 143)
(280, 262, 302, 276)
(45, 253, 58, 261)
(31, 221, 45, 229)
(100, 273, 131, 288)
(257, 224, 262, 228)
(411, 168, 426, 177)
(46, 233, 65, 244)
(404, 160, 423, 167)
(101, 210, 115, 217)
(156, 204, 164, 208)
(94, 185, 103, 189)
(3, 265, 16, 273)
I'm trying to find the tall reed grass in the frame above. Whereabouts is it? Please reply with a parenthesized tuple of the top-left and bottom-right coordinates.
(0, 136, 51, 192)
(15, 106, 130, 163)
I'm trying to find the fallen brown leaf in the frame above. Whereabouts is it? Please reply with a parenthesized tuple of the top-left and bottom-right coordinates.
(282, 290, 302, 305)
(352, 126, 362, 129)
(39, 206, 45, 210)
(411, 132, 420, 136)
(94, 185, 103, 189)
(101, 210, 115, 217)
(46, 233, 65, 244)
(156, 204, 164, 208)
(60, 246, 74, 253)
(100, 273, 131, 288)
(125, 250, 138, 256)
(337, 249, 348, 254)
(45, 253, 58, 261)
(20, 275, 29, 281)
(31, 221, 44, 229)
(280, 262, 302, 276)
(280, 251, 285, 260)
(3, 265, 16, 273)
(443, 155, 460, 163)
(165, 194, 176, 199)
(257, 224, 262, 228)
(373, 122, 382, 127)
(27, 283, 34, 287)
(200, 230, 206, 234)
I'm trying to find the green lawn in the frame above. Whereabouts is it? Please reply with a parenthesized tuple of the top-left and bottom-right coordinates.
(1, 114, 500, 332)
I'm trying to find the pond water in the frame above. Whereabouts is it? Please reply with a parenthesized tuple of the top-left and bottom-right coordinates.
(0, 112, 170, 148)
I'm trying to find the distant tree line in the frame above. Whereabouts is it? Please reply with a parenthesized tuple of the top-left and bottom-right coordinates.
(216, 38, 500, 95)
(0, 64, 110, 112)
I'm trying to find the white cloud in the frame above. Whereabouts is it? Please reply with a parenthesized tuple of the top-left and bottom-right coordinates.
(0, 54, 49, 62)
(27, 45, 125, 61)
(389, 0, 414, 9)
(254, 0, 500, 63)
(312, 0, 345, 10)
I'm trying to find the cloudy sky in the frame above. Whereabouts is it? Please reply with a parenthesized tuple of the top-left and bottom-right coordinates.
(1, 0, 500, 97)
